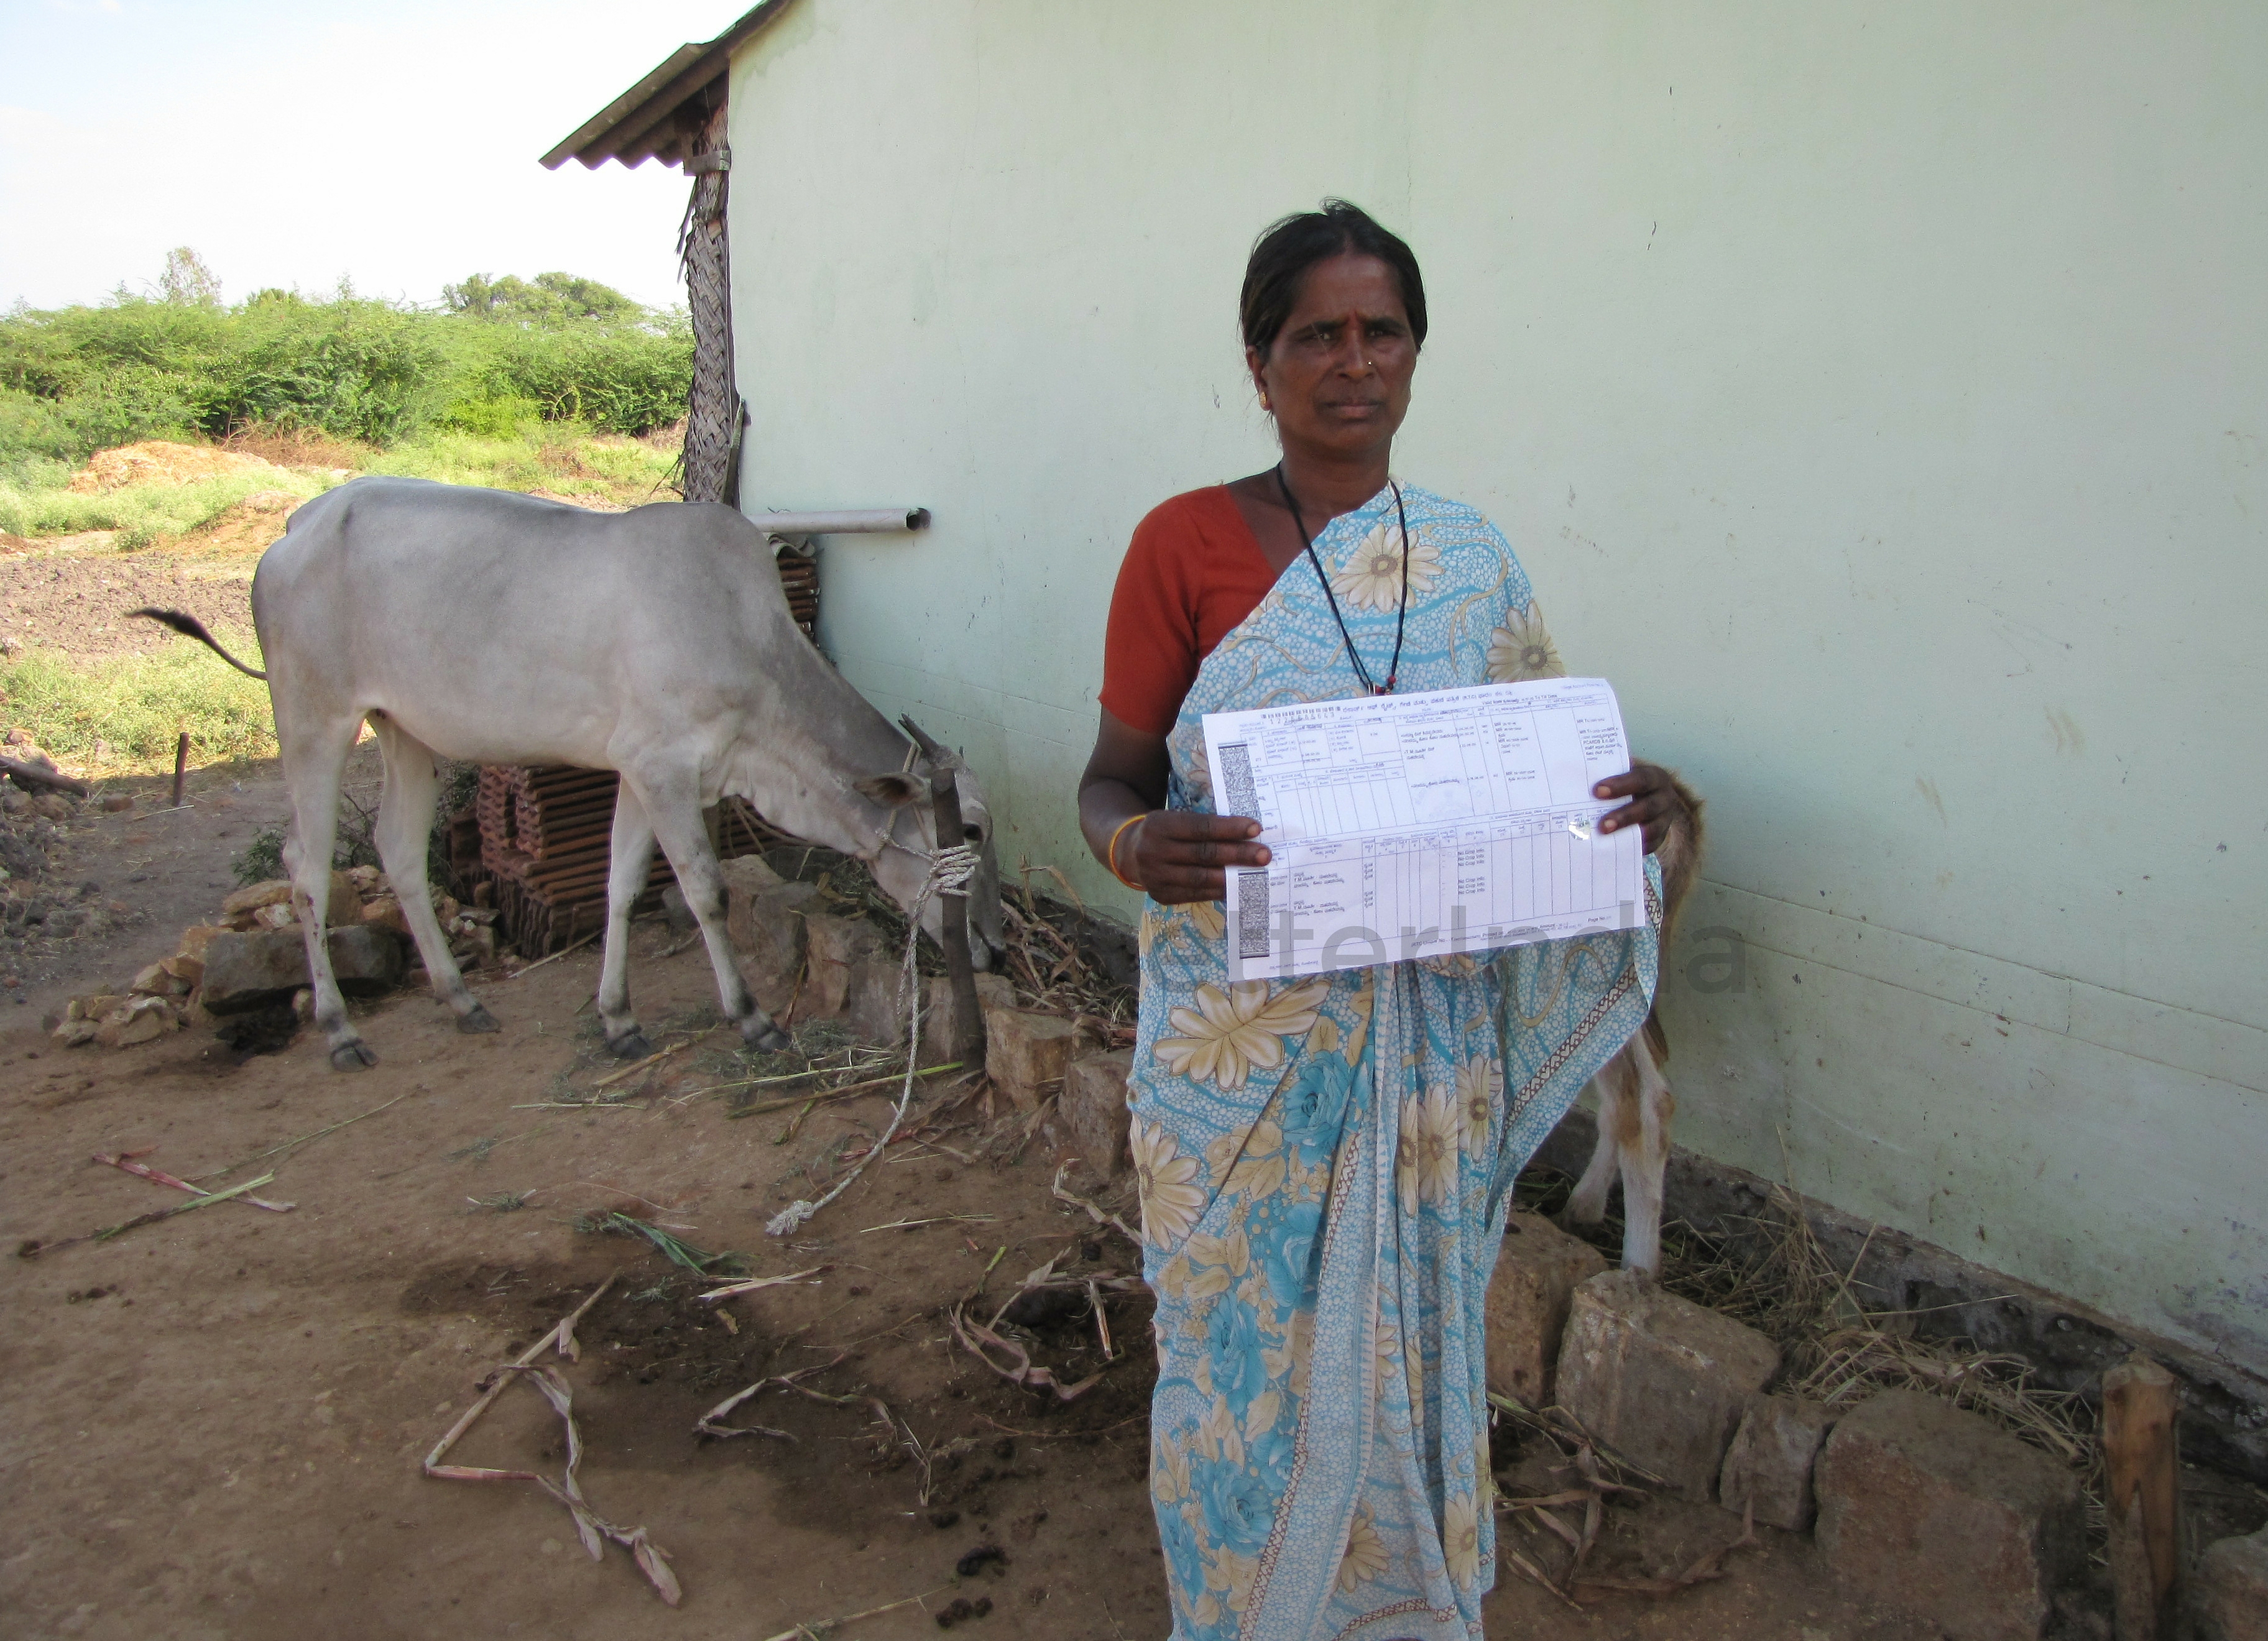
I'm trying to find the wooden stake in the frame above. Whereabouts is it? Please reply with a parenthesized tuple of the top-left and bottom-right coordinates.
(170, 731, 190, 808)
(901, 717, 984, 1064)
(2103, 1353, 2181, 1640)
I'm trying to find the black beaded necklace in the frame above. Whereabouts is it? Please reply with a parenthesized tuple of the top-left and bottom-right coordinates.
(1275, 464, 1412, 696)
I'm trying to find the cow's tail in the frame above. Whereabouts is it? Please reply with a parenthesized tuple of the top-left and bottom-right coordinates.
(128, 608, 268, 680)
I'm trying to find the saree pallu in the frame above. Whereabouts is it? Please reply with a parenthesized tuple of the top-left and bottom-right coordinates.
(1130, 484, 1660, 1640)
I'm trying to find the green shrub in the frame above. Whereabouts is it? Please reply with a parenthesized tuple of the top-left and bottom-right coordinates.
(0, 269, 692, 469)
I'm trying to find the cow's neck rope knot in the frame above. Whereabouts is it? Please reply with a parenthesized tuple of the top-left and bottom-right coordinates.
(766, 843, 981, 1238)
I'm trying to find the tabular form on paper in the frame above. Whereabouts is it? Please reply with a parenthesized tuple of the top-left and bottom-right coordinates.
(1201, 677, 1646, 982)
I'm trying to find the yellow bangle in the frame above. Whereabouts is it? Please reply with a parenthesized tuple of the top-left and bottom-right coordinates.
(1105, 812, 1148, 891)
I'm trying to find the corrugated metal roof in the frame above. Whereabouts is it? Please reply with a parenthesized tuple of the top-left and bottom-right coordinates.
(539, 0, 796, 171)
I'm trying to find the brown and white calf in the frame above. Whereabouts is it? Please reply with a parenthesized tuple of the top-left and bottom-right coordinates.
(1562, 773, 1705, 1273)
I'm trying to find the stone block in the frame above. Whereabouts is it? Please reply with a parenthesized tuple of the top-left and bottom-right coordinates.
(847, 954, 915, 1046)
(801, 912, 883, 1020)
(1815, 1389, 2084, 1641)
(726, 879, 816, 1013)
(96, 996, 173, 1047)
(176, 924, 226, 964)
(1556, 1268, 1781, 1501)
(160, 953, 204, 987)
(920, 972, 1013, 1065)
(1063, 1050, 1135, 1179)
(132, 960, 189, 997)
(200, 926, 405, 1013)
(1719, 1392, 1837, 1530)
(718, 853, 783, 903)
(361, 896, 412, 938)
(2195, 1527, 2268, 1641)
(224, 875, 359, 917)
(986, 1008, 1087, 1111)
(1485, 1211, 1608, 1408)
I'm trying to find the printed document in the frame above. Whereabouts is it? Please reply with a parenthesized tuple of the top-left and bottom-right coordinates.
(1201, 678, 1646, 981)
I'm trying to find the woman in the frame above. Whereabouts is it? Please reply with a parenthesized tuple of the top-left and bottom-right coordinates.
(1079, 201, 1687, 1640)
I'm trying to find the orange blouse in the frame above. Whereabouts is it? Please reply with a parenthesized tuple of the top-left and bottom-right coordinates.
(1099, 486, 1282, 736)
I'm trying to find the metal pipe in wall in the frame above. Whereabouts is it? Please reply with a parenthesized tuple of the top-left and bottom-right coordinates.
(747, 507, 929, 535)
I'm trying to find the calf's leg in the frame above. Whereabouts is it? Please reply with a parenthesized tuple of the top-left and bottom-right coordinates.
(593, 785, 658, 1059)
(624, 770, 791, 1055)
(369, 716, 495, 1033)
(1566, 1049, 1633, 1232)
(1614, 1021, 1675, 1275)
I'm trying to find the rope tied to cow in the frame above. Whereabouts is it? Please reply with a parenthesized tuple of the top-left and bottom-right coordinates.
(765, 843, 982, 1238)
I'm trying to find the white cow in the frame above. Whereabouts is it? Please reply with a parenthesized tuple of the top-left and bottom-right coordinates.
(139, 477, 1003, 1072)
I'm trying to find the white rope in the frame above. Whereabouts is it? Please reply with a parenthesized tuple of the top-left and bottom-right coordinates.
(766, 843, 982, 1237)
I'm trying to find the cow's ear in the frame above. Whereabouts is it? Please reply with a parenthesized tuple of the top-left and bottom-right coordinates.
(854, 771, 925, 809)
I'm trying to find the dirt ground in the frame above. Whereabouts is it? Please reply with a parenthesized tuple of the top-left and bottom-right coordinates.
(0, 803, 1967, 1641)
(0, 548, 259, 663)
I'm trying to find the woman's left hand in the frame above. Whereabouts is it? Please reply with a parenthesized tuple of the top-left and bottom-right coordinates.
(1594, 761, 1685, 853)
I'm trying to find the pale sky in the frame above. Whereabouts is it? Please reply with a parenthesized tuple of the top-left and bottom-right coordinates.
(0, 0, 755, 313)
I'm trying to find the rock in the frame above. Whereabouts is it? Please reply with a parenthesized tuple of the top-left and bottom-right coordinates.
(986, 1008, 1087, 1112)
(1815, 1388, 2085, 1641)
(101, 794, 134, 813)
(1486, 1212, 1609, 1407)
(328, 924, 407, 994)
(222, 871, 356, 919)
(67, 992, 124, 1022)
(253, 902, 298, 931)
(95, 996, 172, 1047)
(1718, 1392, 1837, 1530)
(2195, 1527, 2268, 1641)
(846, 952, 915, 1046)
(222, 878, 295, 916)
(726, 878, 818, 1013)
(659, 883, 698, 934)
(345, 864, 384, 894)
(451, 923, 496, 970)
(51, 1018, 96, 1047)
(29, 793, 76, 822)
(803, 912, 884, 1019)
(200, 925, 404, 1013)
(160, 953, 203, 986)
(291, 988, 315, 1023)
(131, 961, 188, 997)
(920, 972, 1013, 1065)
(719, 854, 785, 901)
(176, 924, 226, 963)
(1062, 1049, 1135, 1179)
(361, 896, 411, 937)
(1555, 1269, 1781, 1501)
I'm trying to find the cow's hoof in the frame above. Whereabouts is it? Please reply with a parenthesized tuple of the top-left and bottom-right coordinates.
(606, 1029, 654, 1061)
(745, 1021, 793, 1054)
(330, 1041, 379, 1072)
(457, 1004, 500, 1034)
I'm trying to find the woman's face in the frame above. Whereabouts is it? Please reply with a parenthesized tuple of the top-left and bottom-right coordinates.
(1248, 252, 1418, 463)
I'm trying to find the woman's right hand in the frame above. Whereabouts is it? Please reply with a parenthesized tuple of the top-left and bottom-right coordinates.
(1120, 810, 1271, 905)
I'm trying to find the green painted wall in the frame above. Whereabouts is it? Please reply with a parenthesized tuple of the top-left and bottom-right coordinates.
(726, 2, 2266, 1366)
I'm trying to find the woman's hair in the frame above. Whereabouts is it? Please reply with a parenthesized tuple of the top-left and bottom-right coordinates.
(1240, 199, 1427, 358)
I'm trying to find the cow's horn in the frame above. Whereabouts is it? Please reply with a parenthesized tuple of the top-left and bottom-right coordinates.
(898, 715, 961, 772)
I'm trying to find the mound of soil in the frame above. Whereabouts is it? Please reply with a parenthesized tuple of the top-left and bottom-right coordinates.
(68, 440, 289, 494)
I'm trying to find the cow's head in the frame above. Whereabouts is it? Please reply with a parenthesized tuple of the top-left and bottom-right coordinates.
(854, 726, 1005, 973)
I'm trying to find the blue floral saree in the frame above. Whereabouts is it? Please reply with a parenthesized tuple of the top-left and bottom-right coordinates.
(1130, 483, 1660, 1640)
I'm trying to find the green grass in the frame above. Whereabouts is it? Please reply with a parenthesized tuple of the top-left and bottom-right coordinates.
(0, 625, 275, 773)
(0, 466, 332, 542)
(366, 425, 678, 505)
